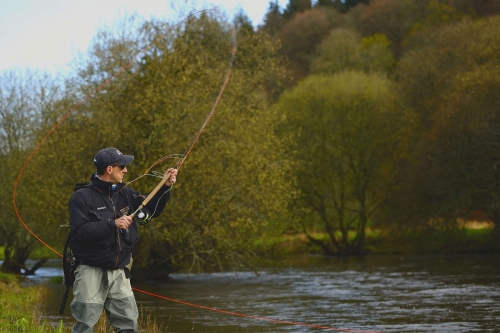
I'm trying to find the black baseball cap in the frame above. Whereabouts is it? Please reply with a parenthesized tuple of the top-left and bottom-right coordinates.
(93, 148, 134, 169)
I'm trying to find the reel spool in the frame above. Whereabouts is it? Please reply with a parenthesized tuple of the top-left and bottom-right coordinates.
(134, 208, 151, 226)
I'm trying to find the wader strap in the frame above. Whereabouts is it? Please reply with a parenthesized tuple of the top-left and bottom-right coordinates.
(102, 268, 109, 289)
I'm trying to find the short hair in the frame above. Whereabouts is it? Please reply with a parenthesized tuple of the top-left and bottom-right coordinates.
(97, 167, 107, 176)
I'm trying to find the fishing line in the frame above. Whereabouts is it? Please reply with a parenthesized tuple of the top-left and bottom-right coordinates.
(10, 10, 379, 333)
(133, 288, 381, 333)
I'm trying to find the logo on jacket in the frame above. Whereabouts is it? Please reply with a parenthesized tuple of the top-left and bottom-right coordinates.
(97, 206, 106, 210)
(120, 206, 130, 215)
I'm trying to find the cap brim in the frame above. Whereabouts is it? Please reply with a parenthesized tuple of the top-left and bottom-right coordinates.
(118, 155, 134, 165)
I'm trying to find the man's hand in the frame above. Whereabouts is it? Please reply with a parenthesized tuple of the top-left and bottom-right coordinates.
(115, 215, 133, 230)
(165, 168, 178, 187)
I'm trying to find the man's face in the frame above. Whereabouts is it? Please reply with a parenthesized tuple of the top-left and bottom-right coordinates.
(110, 164, 127, 183)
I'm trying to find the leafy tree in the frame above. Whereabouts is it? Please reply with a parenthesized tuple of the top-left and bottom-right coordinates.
(356, 0, 430, 56)
(279, 8, 354, 81)
(0, 70, 66, 274)
(402, 0, 472, 52)
(56, 14, 293, 277)
(277, 72, 410, 255)
(283, 0, 313, 20)
(396, 16, 500, 129)
(311, 28, 394, 75)
(385, 16, 500, 234)
(447, 0, 500, 17)
(259, 1, 285, 35)
(233, 10, 254, 34)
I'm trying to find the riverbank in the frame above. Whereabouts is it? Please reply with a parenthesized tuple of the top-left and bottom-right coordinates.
(266, 226, 499, 256)
(0, 272, 61, 332)
(0, 272, 163, 332)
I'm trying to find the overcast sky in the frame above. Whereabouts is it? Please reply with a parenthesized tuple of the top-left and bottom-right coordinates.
(0, 0, 288, 74)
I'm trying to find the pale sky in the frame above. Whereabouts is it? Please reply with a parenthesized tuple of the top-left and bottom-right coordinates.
(0, 0, 288, 74)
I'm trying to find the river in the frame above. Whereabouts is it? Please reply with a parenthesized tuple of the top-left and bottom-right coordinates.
(28, 254, 500, 332)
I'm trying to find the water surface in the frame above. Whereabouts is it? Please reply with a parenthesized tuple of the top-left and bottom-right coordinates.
(34, 254, 500, 332)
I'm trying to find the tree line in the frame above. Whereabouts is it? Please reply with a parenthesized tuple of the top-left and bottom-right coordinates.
(1, 0, 500, 277)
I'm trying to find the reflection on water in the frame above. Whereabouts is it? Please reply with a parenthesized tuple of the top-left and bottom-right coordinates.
(33, 255, 500, 332)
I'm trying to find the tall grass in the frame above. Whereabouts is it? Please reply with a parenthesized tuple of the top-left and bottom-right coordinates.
(0, 272, 59, 332)
(0, 272, 163, 332)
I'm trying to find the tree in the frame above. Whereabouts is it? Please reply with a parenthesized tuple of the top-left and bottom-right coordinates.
(447, 0, 500, 17)
(396, 16, 500, 129)
(233, 10, 254, 34)
(59, 14, 294, 277)
(277, 72, 410, 255)
(283, 0, 312, 20)
(311, 28, 394, 75)
(259, 1, 285, 35)
(279, 8, 354, 81)
(0, 70, 65, 274)
(356, 0, 430, 56)
(385, 16, 500, 234)
(1, 13, 293, 278)
(402, 0, 471, 52)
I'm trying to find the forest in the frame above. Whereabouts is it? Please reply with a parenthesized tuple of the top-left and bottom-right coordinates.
(1, 0, 500, 279)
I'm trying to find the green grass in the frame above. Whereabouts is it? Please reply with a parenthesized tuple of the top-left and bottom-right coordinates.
(0, 273, 66, 332)
(0, 246, 60, 261)
(257, 227, 499, 256)
(0, 272, 164, 333)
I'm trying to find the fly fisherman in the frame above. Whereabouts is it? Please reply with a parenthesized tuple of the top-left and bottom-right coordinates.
(68, 148, 177, 333)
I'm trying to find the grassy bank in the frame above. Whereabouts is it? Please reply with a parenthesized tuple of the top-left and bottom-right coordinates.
(0, 272, 61, 332)
(0, 246, 60, 261)
(263, 226, 500, 256)
(0, 273, 163, 332)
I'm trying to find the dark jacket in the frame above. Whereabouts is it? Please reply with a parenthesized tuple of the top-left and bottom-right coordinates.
(69, 173, 171, 269)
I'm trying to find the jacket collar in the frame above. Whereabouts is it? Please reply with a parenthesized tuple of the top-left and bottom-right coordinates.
(89, 173, 126, 195)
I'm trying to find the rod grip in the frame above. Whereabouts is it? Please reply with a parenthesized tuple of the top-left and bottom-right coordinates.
(125, 171, 173, 239)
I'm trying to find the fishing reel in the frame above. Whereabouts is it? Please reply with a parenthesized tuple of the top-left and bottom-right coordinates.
(134, 208, 152, 226)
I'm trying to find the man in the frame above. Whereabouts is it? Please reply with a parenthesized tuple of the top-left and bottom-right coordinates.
(68, 147, 177, 333)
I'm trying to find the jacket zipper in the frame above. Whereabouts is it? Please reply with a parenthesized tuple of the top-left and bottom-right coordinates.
(110, 186, 121, 269)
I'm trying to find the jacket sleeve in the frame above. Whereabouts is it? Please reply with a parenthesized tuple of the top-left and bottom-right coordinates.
(69, 191, 115, 245)
(131, 185, 171, 218)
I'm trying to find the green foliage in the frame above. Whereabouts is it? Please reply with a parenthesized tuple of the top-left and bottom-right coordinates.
(447, 0, 500, 17)
(397, 16, 500, 128)
(388, 16, 500, 232)
(3, 2, 500, 266)
(356, 0, 430, 55)
(1, 13, 293, 275)
(0, 275, 53, 332)
(278, 7, 354, 81)
(403, 0, 473, 52)
(311, 29, 394, 75)
(277, 71, 412, 254)
(48, 275, 64, 284)
(0, 70, 66, 273)
(40, 14, 291, 274)
(259, 1, 285, 35)
(283, 0, 312, 20)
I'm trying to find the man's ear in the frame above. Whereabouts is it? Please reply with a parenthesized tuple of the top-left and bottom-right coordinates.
(107, 166, 112, 174)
